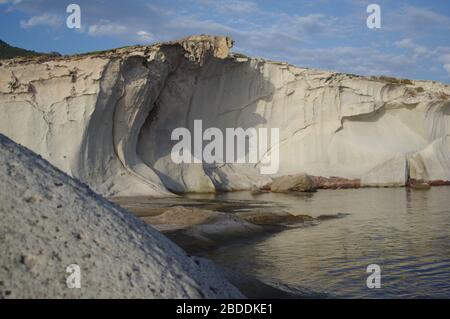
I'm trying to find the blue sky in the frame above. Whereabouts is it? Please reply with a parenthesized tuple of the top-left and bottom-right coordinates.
(1, 0, 450, 83)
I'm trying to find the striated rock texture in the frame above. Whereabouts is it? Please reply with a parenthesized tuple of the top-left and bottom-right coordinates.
(0, 133, 243, 298)
(1, 35, 449, 195)
(361, 155, 408, 187)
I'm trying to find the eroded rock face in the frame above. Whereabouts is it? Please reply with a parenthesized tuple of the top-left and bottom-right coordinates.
(408, 135, 450, 182)
(361, 155, 408, 187)
(0, 133, 243, 298)
(1, 35, 449, 196)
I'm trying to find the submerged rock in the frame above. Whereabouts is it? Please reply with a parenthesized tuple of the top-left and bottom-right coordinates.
(143, 206, 263, 237)
(0, 134, 243, 298)
(141, 205, 327, 250)
(235, 211, 314, 226)
(407, 179, 431, 189)
(316, 213, 350, 221)
(142, 206, 348, 255)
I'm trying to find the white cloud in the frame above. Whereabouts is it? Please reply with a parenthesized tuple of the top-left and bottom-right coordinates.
(394, 38, 414, 49)
(413, 46, 428, 56)
(443, 64, 450, 76)
(293, 14, 330, 35)
(198, 0, 259, 15)
(136, 30, 153, 43)
(20, 13, 61, 29)
(439, 53, 450, 64)
(287, 45, 417, 78)
(88, 21, 129, 37)
(88, 20, 153, 44)
(388, 5, 450, 34)
(403, 5, 450, 26)
(394, 38, 431, 59)
(438, 53, 450, 76)
(0, 0, 23, 4)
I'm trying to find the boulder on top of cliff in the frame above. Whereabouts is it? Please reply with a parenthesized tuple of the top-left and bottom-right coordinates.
(0, 133, 243, 298)
(170, 35, 233, 65)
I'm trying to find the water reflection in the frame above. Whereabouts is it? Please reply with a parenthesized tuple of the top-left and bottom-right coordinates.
(203, 187, 450, 298)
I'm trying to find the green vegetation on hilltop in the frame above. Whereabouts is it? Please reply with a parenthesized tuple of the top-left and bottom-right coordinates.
(371, 75, 413, 85)
(0, 40, 59, 60)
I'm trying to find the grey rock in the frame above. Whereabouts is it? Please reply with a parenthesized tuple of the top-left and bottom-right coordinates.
(0, 133, 243, 299)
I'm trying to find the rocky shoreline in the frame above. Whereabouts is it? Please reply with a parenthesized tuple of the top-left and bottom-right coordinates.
(110, 198, 347, 299)
(256, 172, 449, 193)
(112, 197, 348, 255)
(0, 133, 340, 298)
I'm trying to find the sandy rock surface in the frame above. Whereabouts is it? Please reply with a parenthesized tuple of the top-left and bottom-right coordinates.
(0, 134, 243, 298)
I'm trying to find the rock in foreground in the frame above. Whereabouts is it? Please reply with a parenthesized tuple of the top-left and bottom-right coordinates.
(0, 134, 243, 298)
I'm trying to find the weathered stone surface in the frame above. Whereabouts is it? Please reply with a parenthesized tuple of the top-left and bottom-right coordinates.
(310, 175, 360, 189)
(0, 134, 243, 298)
(269, 173, 316, 192)
(408, 135, 450, 183)
(361, 155, 408, 187)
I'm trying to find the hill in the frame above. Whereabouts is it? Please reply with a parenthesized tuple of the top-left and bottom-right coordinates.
(0, 39, 59, 59)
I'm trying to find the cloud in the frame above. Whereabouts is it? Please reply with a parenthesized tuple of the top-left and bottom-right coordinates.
(388, 5, 450, 34)
(444, 64, 450, 76)
(394, 40, 450, 76)
(438, 52, 450, 75)
(88, 20, 153, 43)
(20, 13, 62, 29)
(287, 45, 419, 77)
(293, 14, 331, 35)
(394, 38, 414, 49)
(403, 5, 450, 27)
(136, 30, 153, 42)
(439, 53, 450, 64)
(0, 0, 23, 4)
(394, 38, 431, 59)
(88, 21, 128, 37)
(198, 0, 259, 15)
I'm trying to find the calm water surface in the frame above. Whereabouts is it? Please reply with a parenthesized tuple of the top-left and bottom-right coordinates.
(188, 187, 450, 298)
(115, 187, 450, 298)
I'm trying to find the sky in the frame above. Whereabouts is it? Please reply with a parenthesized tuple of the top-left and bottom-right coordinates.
(1, 0, 450, 83)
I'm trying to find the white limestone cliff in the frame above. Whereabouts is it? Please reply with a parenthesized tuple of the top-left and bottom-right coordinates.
(1, 35, 449, 195)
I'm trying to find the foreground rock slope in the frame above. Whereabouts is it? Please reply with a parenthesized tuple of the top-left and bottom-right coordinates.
(0, 133, 243, 298)
(0, 35, 449, 195)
